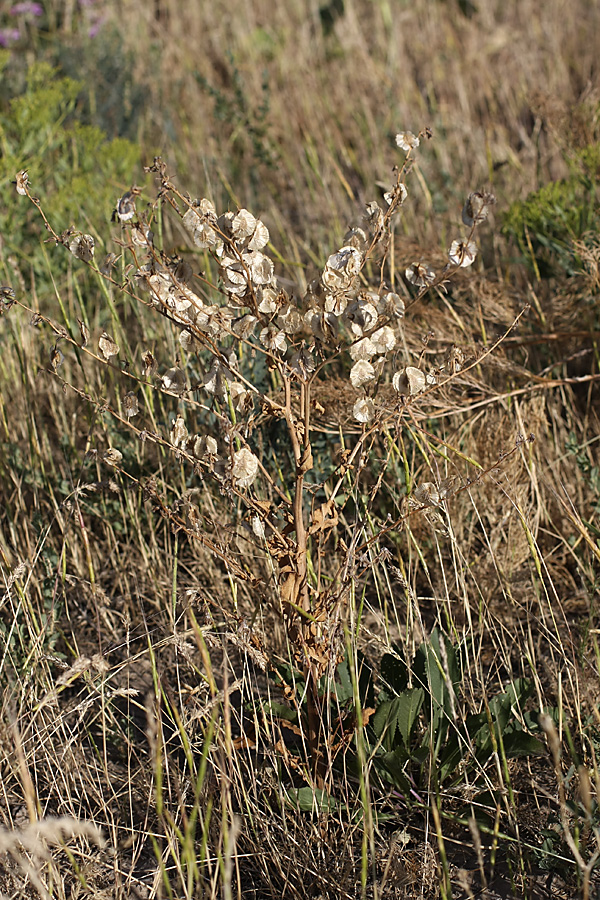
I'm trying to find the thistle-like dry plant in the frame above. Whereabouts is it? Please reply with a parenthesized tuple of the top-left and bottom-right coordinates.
(11, 130, 502, 782)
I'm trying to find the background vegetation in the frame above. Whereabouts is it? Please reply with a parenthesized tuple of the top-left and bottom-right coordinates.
(1, 0, 600, 897)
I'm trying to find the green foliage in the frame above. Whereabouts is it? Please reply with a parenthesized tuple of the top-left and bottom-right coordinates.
(0, 60, 139, 292)
(502, 142, 600, 278)
(566, 431, 600, 519)
(369, 628, 545, 807)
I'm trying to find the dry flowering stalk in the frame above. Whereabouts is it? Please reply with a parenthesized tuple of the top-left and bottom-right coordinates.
(15, 133, 497, 782)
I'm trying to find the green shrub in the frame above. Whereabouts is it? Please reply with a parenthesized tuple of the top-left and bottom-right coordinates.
(0, 59, 139, 295)
(503, 142, 600, 278)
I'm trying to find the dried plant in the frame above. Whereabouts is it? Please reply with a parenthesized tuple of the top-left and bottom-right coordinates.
(11, 130, 504, 786)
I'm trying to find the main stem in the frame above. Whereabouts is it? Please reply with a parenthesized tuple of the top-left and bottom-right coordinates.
(285, 376, 323, 782)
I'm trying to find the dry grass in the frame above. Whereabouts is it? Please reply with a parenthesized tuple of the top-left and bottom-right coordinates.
(1, 1, 600, 898)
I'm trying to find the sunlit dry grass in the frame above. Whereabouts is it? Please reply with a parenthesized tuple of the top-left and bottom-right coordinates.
(1, 2, 600, 898)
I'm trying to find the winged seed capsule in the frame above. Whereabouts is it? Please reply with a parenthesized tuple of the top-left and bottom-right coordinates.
(353, 398, 375, 423)
(392, 366, 426, 396)
(448, 239, 477, 268)
(98, 332, 119, 359)
(231, 448, 259, 489)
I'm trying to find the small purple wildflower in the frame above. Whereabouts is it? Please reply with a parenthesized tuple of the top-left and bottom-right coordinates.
(0, 28, 20, 46)
(10, 2, 43, 15)
(88, 13, 105, 37)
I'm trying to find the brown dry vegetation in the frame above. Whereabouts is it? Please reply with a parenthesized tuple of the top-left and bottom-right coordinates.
(1, 1, 600, 898)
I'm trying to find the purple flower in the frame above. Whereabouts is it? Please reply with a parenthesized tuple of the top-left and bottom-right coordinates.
(10, 2, 43, 15)
(0, 28, 20, 46)
(87, 12, 106, 37)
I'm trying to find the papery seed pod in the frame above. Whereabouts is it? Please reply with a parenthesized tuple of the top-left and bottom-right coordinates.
(353, 398, 375, 423)
(349, 337, 376, 361)
(100, 253, 118, 275)
(322, 246, 363, 291)
(258, 286, 279, 315)
(245, 250, 274, 286)
(232, 314, 258, 339)
(343, 226, 368, 251)
(167, 287, 196, 314)
(343, 299, 378, 337)
(248, 219, 269, 251)
(222, 262, 249, 297)
(290, 348, 315, 380)
(306, 309, 338, 343)
(364, 201, 384, 232)
(395, 131, 420, 152)
(392, 366, 426, 395)
(405, 262, 435, 287)
(192, 434, 218, 458)
(370, 325, 396, 354)
(113, 189, 139, 223)
(170, 415, 188, 448)
(161, 367, 187, 395)
(232, 209, 257, 240)
(15, 170, 29, 195)
(438, 476, 458, 499)
(259, 325, 287, 352)
(231, 448, 259, 489)
(462, 190, 496, 227)
(324, 292, 348, 316)
(131, 223, 153, 248)
(378, 291, 405, 319)
(251, 516, 266, 539)
(0, 286, 16, 310)
(412, 483, 441, 507)
(194, 222, 219, 248)
(201, 356, 235, 398)
(217, 211, 235, 237)
(198, 198, 217, 218)
(229, 381, 252, 412)
(77, 318, 90, 347)
(448, 239, 477, 268)
(350, 359, 375, 388)
(444, 345, 466, 373)
(69, 233, 95, 262)
(142, 350, 158, 379)
(182, 207, 201, 234)
(98, 332, 119, 360)
(123, 392, 139, 418)
(50, 344, 64, 372)
(102, 448, 123, 466)
(179, 329, 200, 352)
(277, 302, 303, 335)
